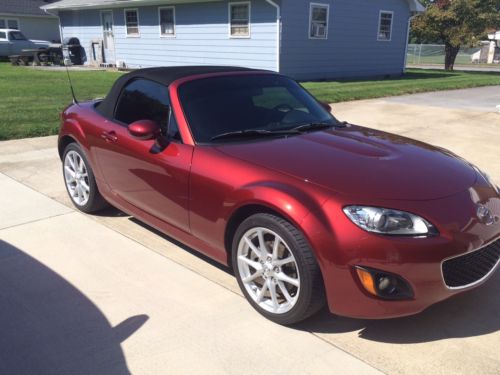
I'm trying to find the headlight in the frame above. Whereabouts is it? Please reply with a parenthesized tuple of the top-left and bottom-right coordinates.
(343, 206, 437, 236)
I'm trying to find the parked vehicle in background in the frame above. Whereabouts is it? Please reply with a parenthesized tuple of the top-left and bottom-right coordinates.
(0, 29, 51, 57)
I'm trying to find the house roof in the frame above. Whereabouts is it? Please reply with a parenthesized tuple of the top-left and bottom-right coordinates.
(41, 0, 222, 11)
(1, 0, 58, 17)
(42, 0, 425, 13)
(406, 0, 425, 13)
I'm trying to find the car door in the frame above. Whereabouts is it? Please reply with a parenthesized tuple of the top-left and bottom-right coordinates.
(9, 31, 31, 55)
(93, 78, 193, 233)
(0, 32, 8, 56)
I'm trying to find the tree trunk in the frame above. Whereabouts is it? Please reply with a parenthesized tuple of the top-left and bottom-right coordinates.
(444, 42, 460, 71)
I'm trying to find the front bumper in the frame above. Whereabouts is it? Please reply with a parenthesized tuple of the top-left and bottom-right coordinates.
(304, 185, 500, 319)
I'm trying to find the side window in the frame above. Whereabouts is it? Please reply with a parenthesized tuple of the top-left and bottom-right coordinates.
(114, 79, 181, 141)
(378, 11, 393, 41)
(229, 2, 250, 38)
(309, 3, 329, 39)
(125, 9, 140, 36)
(8, 19, 19, 30)
(159, 7, 175, 37)
(0, 32, 6, 40)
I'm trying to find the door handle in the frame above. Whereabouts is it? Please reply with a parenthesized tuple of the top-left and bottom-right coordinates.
(101, 131, 118, 143)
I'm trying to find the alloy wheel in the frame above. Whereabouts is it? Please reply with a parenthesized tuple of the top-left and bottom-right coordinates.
(237, 227, 300, 314)
(64, 150, 90, 206)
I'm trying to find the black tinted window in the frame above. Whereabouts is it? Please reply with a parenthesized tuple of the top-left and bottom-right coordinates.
(178, 75, 336, 143)
(0, 32, 6, 39)
(114, 79, 180, 140)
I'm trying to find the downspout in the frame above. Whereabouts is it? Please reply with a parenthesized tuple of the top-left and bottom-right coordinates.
(265, 0, 281, 73)
(403, 13, 418, 73)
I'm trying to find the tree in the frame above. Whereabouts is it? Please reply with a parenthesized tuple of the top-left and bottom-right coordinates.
(411, 0, 500, 70)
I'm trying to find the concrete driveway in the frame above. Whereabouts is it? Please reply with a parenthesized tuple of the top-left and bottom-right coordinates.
(0, 86, 499, 375)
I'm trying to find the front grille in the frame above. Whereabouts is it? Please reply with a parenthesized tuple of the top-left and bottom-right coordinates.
(442, 239, 500, 288)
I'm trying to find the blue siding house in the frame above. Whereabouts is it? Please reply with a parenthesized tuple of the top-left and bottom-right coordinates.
(42, 0, 424, 80)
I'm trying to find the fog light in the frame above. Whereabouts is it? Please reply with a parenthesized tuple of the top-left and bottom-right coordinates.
(355, 266, 414, 300)
(377, 276, 392, 291)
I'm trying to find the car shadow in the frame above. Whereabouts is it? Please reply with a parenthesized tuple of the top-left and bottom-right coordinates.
(0, 240, 148, 375)
(294, 271, 500, 344)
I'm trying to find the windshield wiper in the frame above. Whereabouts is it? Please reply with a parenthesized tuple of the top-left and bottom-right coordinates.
(290, 122, 336, 132)
(210, 129, 299, 141)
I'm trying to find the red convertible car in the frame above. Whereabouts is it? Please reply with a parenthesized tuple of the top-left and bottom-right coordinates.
(59, 66, 500, 324)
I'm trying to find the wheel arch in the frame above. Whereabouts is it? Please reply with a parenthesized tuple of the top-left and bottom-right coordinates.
(225, 204, 286, 267)
(58, 134, 78, 160)
(58, 118, 89, 160)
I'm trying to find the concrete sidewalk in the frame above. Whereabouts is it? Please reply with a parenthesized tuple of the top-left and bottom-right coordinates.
(0, 172, 380, 375)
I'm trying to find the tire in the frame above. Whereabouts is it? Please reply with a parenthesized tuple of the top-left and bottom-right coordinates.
(232, 213, 325, 325)
(62, 142, 108, 213)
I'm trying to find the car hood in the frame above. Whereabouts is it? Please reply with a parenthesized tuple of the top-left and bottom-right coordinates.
(215, 125, 477, 200)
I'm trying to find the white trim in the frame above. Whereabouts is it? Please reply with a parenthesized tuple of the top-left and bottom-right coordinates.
(228, 1, 251, 39)
(265, 0, 280, 73)
(124, 8, 140, 37)
(308, 3, 329, 40)
(158, 6, 176, 38)
(377, 10, 394, 42)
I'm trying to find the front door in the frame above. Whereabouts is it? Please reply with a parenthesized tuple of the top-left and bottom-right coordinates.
(92, 78, 193, 233)
(101, 11, 115, 64)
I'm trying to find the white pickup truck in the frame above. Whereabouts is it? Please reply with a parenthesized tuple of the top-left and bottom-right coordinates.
(0, 29, 51, 57)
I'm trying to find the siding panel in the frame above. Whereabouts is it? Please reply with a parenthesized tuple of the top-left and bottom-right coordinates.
(280, 0, 411, 80)
(59, 0, 278, 71)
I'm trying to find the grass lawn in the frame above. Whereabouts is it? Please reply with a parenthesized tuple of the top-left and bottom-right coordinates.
(1, 62, 500, 140)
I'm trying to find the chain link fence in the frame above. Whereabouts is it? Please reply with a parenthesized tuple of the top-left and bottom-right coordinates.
(407, 44, 484, 66)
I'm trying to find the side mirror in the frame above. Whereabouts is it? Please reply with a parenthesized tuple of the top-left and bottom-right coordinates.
(128, 120, 161, 140)
(320, 101, 332, 112)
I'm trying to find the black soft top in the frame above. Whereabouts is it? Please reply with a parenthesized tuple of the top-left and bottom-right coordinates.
(96, 66, 262, 118)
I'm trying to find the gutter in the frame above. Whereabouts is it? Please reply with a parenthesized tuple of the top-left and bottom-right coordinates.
(265, 0, 281, 73)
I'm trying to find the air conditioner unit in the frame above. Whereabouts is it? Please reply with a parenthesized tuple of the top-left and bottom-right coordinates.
(313, 23, 326, 37)
(317, 25, 326, 37)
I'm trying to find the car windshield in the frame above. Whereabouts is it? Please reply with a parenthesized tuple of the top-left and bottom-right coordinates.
(9, 31, 27, 40)
(178, 74, 339, 143)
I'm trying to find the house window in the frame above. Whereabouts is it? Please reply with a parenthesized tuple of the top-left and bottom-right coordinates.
(378, 11, 393, 41)
(309, 3, 329, 39)
(125, 9, 139, 36)
(159, 7, 175, 37)
(7, 19, 19, 29)
(0, 18, 19, 30)
(229, 2, 250, 38)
